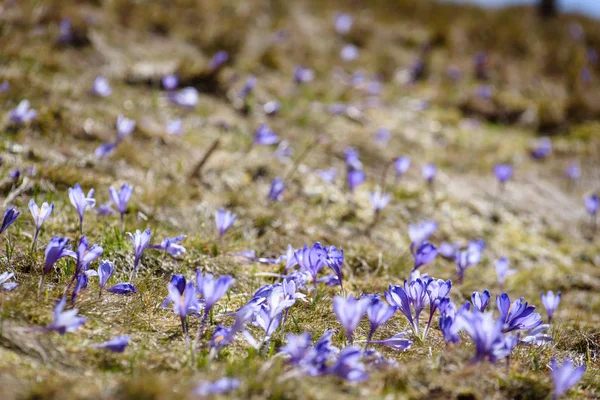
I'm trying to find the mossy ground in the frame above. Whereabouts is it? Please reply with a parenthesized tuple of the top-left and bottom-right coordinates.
(1, 1, 599, 399)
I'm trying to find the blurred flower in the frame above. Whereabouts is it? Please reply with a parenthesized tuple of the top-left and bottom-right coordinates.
(268, 178, 285, 201)
(274, 140, 293, 162)
(422, 163, 436, 184)
(584, 194, 598, 215)
(162, 74, 179, 90)
(28, 199, 54, 249)
(367, 332, 413, 352)
(46, 297, 86, 334)
(209, 51, 229, 70)
(96, 202, 115, 216)
(334, 13, 353, 35)
(167, 278, 198, 337)
(408, 220, 437, 247)
(196, 271, 235, 311)
(454, 310, 513, 363)
(334, 296, 369, 343)
(57, 19, 73, 43)
(496, 293, 542, 333)
(394, 156, 411, 178)
(166, 119, 183, 135)
(110, 183, 133, 232)
(494, 164, 513, 184)
(87, 259, 114, 297)
(294, 243, 327, 288)
(91, 76, 111, 97)
(107, 282, 137, 295)
(471, 290, 491, 312)
(43, 236, 75, 278)
(0, 271, 18, 291)
(169, 87, 199, 108)
(411, 242, 437, 270)
(495, 257, 515, 289)
(366, 297, 395, 342)
(194, 377, 240, 397)
(368, 191, 390, 211)
(92, 335, 130, 353)
(551, 358, 585, 399)
(9, 100, 37, 125)
(0, 81, 10, 93)
(254, 123, 279, 145)
(347, 168, 365, 192)
(340, 44, 359, 61)
(327, 346, 368, 381)
(317, 168, 337, 184)
(294, 66, 315, 85)
(263, 100, 281, 116)
(151, 235, 187, 257)
(438, 241, 458, 259)
(541, 290, 561, 323)
(520, 324, 553, 346)
(127, 228, 151, 275)
(323, 246, 344, 290)
(565, 162, 581, 181)
(1, 207, 20, 234)
(238, 75, 257, 100)
(530, 137, 552, 160)
(215, 209, 237, 237)
(68, 184, 95, 233)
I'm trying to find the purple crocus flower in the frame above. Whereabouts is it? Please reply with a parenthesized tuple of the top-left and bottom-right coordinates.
(1, 207, 20, 234)
(366, 297, 395, 343)
(28, 199, 54, 249)
(454, 310, 512, 363)
(209, 51, 229, 70)
(267, 178, 285, 201)
(57, 19, 73, 43)
(9, 100, 37, 125)
(368, 332, 413, 352)
(368, 191, 390, 211)
(127, 228, 151, 279)
(107, 282, 137, 295)
(520, 324, 553, 346)
(340, 44, 359, 61)
(167, 278, 199, 338)
(0, 81, 10, 93)
(328, 346, 368, 381)
(110, 183, 133, 233)
(317, 168, 337, 184)
(411, 242, 438, 270)
(344, 147, 362, 170)
(169, 87, 199, 108)
(333, 295, 369, 343)
(254, 123, 279, 145)
(294, 66, 315, 85)
(263, 100, 281, 116)
(422, 163, 436, 184)
(94, 260, 114, 296)
(96, 202, 115, 216)
(151, 235, 187, 257)
(196, 271, 235, 314)
(408, 220, 437, 247)
(565, 162, 581, 181)
(551, 358, 585, 399)
(374, 128, 390, 144)
(194, 377, 240, 396)
(162, 74, 178, 90)
(43, 236, 75, 284)
(334, 13, 353, 35)
(530, 137, 552, 160)
(455, 240, 485, 283)
(496, 293, 543, 333)
(166, 119, 183, 136)
(92, 335, 130, 353)
(385, 279, 430, 338)
(238, 75, 257, 100)
(495, 257, 515, 289)
(215, 209, 236, 237)
(471, 290, 491, 312)
(494, 164, 513, 185)
(91, 76, 112, 97)
(0, 272, 18, 291)
(584, 194, 598, 215)
(323, 246, 344, 291)
(347, 168, 365, 193)
(541, 290, 561, 322)
(116, 115, 136, 139)
(438, 242, 458, 259)
(68, 184, 95, 233)
(274, 140, 293, 162)
(76, 236, 103, 274)
(394, 156, 411, 178)
(46, 297, 86, 334)
(294, 243, 327, 291)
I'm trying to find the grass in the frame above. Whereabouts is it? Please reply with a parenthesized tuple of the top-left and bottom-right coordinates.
(0, 0, 599, 399)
